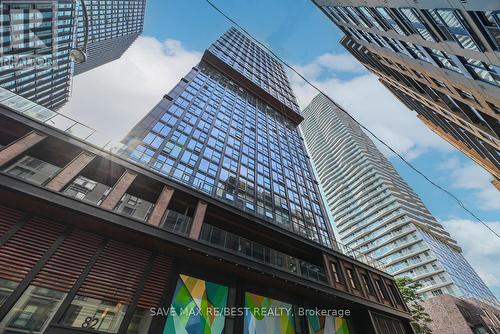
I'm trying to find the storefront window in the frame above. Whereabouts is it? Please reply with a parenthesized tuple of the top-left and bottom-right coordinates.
(61, 295, 127, 333)
(126, 308, 153, 334)
(0, 285, 65, 334)
(0, 278, 19, 307)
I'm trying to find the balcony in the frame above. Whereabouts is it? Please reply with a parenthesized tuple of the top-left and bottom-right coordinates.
(4, 155, 60, 186)
(63, 175, 111, 206)
(114, 193, 154, 222)
(200, 223, 328, 284)
(159, 209, 192, 236)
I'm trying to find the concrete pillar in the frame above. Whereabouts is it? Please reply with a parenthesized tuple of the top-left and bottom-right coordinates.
(188, 201, 207, 240)
(0, 131, 46, 167)
(147, 186, 175, 227)
(100, 170, 137, 210)
(46, 152, 96, 192)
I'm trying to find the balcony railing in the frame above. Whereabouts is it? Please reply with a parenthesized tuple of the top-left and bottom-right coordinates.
(200, 223, 328, 284)
(159, 209, 192, 236)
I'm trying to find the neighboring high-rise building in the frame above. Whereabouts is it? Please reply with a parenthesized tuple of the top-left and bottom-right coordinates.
(0, 1, 76, 110)
(121, 27, 333, 247)
(312, 0, 500, 188)
(0, 0, 146, 110)
(0, 29, 415, 333)
(73, 0, 146, 75)
(301, 93, 498, 305)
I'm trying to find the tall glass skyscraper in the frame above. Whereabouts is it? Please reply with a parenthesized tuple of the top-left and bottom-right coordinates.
(0, 0, 146, 110)
(121, 27, 335, 247)
(311, 0, 500, 189)
(301, 93, 497, 304)
(0, 1, 76, 110)
(73, 0, 146, 75)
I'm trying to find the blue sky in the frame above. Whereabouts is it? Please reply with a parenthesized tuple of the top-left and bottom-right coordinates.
(63, 0, 500, 298)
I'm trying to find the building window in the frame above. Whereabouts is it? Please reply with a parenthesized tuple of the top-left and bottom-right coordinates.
(403, 42, 431, 62)
(61, 295, 127, 333)
(0, 278, 19, 307)
(346, 268, 357, 290)
(114, 194, 154, 222)
(429, 9, 482, 51)
(399, 8, 436, 41)
(361, 274, 374, 294)
(0, 285, 66, 334)
(473, 11, 500, 50)
(428, 48, 463, 73)
(375, 279, 388, 299)
(330, 262, 342, 283)
(375, 7, 406, 35)
(461, 57, 500, 87)
(4, 156, 60, 186)
(455, 88, 477, 102)
(431, 289, 443, 296)
(63, 176, 111, 205)
(358, 7, 384, 31)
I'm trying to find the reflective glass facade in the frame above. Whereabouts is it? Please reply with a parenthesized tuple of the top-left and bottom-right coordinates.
(313, 0, 500, 186)
(0, 1, 75, 110)
(0, 0, 146, 109)
(208, 27, 300, 114)
(301, 93, 497, 304)
(122, 29, 333, 247)
(73, 0, 146, 75)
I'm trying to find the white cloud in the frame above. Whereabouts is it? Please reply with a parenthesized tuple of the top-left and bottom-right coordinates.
(442, 219, 500, 294)
(297, 53, 365, 78)
(290, 53, 452, 160)
(439, 158, 500, 210)
(60, 36, 201, 142)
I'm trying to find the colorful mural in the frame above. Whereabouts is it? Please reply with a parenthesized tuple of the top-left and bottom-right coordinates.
(243, 292, 296, 334)
(306, 313, 350, 334)
(164, 274, 229, 334)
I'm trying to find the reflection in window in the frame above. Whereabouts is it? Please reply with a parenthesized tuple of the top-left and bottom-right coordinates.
(114, 193, 154, 222)
(375, 8, 406, 35)
(61, 295, 127, 333)
(430, 9, 481, 51)
(0, 285, 65, 334)
(4, 155, 60, 185)
(428, 48, 463, 73)
(63, 175, 111, 205)
(0, 278, 18, 307)
(400, 8, 435, 41)
(126, 308, 153, 334)
(462, 57, 500, 86)
(474, 11, 500, 50)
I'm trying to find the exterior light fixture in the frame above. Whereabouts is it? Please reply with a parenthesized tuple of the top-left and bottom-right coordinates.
(70, 0, 89, 63)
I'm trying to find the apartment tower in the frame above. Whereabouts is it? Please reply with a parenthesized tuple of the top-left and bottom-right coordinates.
(312, 0, 500, 188)
(0, 28, 416, 333)
(73, 0, 146, 75)
(301, 93, 497, 305)
(0, 0, 146, 110)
